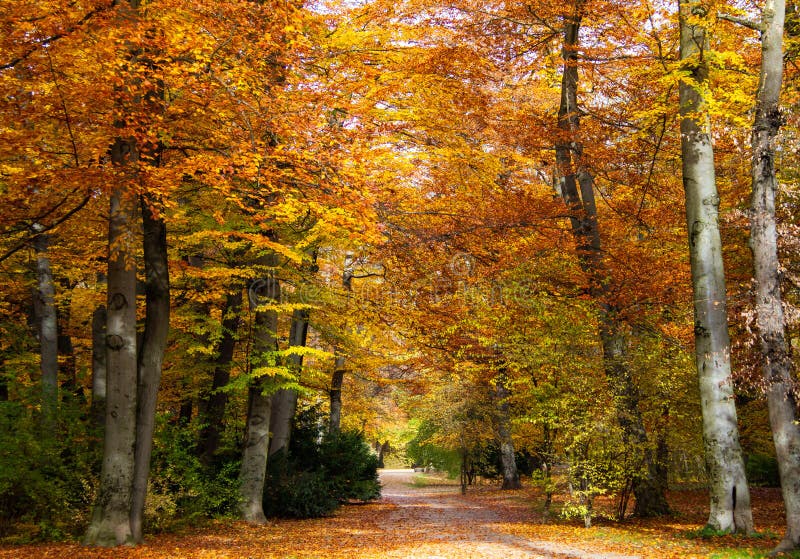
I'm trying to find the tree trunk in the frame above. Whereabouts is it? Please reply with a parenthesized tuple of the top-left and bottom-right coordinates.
(178, 396, 193, 424)
(0, 367, 6, 402)
(495, 374, 521, 490)
(91, 304, 108, 431)
(57, 296, 80, 402)
(130, 196, 170, 543)
(34, 232, 58, 425)
(198, 291, 242, 467)
(555, 2, 669, 516)
(84, 181, 138, 546)
(269, 307, 308, 457)
(329, 257, 353, 435)
(542, 423, 554, 517)
(329, 363, 345, 435)
(239, 271, 279, 524)
(678, 0, 753, 533)
(748, 0, 800, 550)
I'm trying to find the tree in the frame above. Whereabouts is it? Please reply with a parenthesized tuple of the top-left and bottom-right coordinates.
(33, 231, 58, 426)
(330, 255, 354, 434)
(678, 0, 753, 533)
(83, 187, 139, 546)
(740, 0, 800, 549)
(494, 370, 521, 490)
(239, 253, 280, 524)
(130, 195, 170, 542)
(553, 0, 669, 517)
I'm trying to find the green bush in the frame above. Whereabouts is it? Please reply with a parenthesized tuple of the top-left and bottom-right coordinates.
(262, 406, 380, 518)
(319, 431, 381, 502)
(146, 415, 241, 531)
(263, 470, 339, 518)
(0, 396, 98, 541)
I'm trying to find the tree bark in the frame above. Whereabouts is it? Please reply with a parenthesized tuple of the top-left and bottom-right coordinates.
(239, 270, 279, 524)
(269, 307, 308, 457)
(555, 2, 669, 516)
(495, 373, 521, 489)
(198, 291, 242, 467)
(748, 0, 800, 550)
(678, 0, 753, 533)
(0, 366, 7, 402)
(130, 196, 170, 543)
(91, 304, 108, 431)
(329, 257, 353, 434)
(34, 232, 58, 425)
(329, 364, 345, 435)
(84, 181, 138, 546)
(57, 295, 80, 402)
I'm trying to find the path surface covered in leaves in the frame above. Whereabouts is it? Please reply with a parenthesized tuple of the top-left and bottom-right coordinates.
(0, 470, 788, 558)
(375, 469, 638, 559)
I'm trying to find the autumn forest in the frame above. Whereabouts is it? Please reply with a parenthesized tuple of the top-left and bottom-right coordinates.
(1, 0, 800, 556)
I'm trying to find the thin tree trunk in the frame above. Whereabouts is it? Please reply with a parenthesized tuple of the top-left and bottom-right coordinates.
(542, 423, 554, 517)
(34, 232, 58, 425)
(239, 269, 279, 524)
(269, 307, 308, 457)
(130, 196, 170, 543)
(329, 363, 345, 435)
(329, 257, 353, 434)
(84, 182, 138, 546)
(748, 0, 800, 550)
(555, 2, 669, 516)
(495, 373, 521, 489)
(91, 304, 108, 431)
(0, 362, 7, 402)
(678, 0, 753, 533)
(178, 397, 192, 424)
(198, 291, 242, 467)
(57, 298, 80, 402)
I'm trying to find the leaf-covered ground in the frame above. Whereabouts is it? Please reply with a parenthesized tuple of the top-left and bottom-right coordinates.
(0, 470, 791, 559)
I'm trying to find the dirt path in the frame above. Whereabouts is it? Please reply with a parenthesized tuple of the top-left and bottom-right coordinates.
(377, 469, 641, 559)
(0, 470, 650, 559)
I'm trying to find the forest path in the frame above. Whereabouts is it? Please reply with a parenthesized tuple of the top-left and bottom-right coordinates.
(0, 470, 653, 559)
(376, 469, 640, 559)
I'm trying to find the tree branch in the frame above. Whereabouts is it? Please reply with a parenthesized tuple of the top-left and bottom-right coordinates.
(718, 13, 762, 32)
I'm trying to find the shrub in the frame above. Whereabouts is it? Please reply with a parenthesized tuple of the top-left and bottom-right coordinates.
(146, 415, 241, 531)
(0, 396, 98, 541)
(262, 406, 380, 518)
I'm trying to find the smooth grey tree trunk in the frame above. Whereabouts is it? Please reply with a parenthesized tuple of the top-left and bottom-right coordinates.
(130, 197, 170, 543)
(84, 180, 138, 546)
(678, 0, 753, 533)
(269, 308, 309, 457)
(34, 232, 58, 424)
(198, 291, 242, 467)
(239, 270, 279, 524)
(91, 304, 108, 431)
(495, 374, 521, 490)
(554, 3, 669, 517)
(747, 0, 800, 550)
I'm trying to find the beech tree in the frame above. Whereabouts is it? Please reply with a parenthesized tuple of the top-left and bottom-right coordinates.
(678, 0, 753, 533)
(553, 0, 669, 517)
(738, 0, 800, 549)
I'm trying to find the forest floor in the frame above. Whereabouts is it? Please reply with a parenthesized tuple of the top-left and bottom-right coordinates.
(0, 469, 795, 559)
